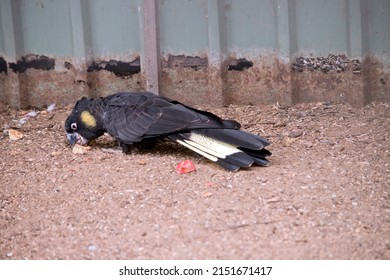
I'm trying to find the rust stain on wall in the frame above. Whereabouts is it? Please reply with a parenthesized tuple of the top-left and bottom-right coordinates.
(0, 55, 144, 108)
(9, 54, 55, 73)
(2, 70, 86, 108)
(291, 54, 389, 107)
(222, 54, 292, 107)
(290, 54, 365, 106)
(291, 71, 364, 107)
(362, 55, 390, 104)
(227, 58, 254, 71)
(160, 67, 215, 106)
(85, 71, 144, 99)
(159, 54, 219, 106)
(0, 57, 7, 74)
(87, 57, 141, 77)
(159, 53, 292, 107)
(1, 53, 389, 109)
(162, 55, 208, 71)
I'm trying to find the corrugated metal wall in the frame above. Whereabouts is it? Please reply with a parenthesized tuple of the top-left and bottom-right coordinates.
(0, 0, 389, 108)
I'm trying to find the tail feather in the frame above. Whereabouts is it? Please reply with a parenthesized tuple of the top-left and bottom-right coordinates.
(239, 147, 272, 167)
(214, 160, 241, 172)
(172, 137, 242, 171)
(195, 129, 270, 150)
(168, 129, 271, 171)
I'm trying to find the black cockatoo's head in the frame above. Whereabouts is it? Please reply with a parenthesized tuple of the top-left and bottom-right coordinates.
(64, 97, 105, 145)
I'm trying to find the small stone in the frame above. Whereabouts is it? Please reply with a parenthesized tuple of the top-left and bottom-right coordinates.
(87, 244, 97, 252)
(288, 130, 304, 138)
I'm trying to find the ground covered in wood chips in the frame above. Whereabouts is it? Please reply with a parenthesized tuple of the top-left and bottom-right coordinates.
(0, 100, 389, 260)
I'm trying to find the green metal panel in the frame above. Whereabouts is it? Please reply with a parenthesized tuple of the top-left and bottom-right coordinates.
(291, 0, 349, 55)
(0, 3, 5, 53)
(0, 0, 142, 59)
(222, 0, 278, 51)
(11, 0, 74, 57)
(1, 0, 389, 59)
(158, 0, 208, 54)
(363, 0, 390, 54)
(85, 0, 142, 56)
(0, 0, 20, 59)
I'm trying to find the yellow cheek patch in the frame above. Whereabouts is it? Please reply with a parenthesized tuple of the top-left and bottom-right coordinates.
(81, 111, 96, 128)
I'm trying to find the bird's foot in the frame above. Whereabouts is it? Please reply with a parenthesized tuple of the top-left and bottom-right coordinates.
(119, 142, 139, 154)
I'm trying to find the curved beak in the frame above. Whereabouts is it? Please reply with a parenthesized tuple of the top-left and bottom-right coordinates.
(67, 132, 87, 145)
(67, 133, 78, 145)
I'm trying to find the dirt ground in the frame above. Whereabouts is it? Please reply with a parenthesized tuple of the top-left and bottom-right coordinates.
(0, 99, 389, 260)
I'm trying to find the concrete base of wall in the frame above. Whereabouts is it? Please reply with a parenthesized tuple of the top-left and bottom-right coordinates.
(0, 53, 389, 108)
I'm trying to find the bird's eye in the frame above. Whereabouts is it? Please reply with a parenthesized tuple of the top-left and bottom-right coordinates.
(71, 123, 77, 130)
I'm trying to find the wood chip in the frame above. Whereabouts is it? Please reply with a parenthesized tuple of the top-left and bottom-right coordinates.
(282, 137, 294, 147)
(8, 129, 24, 140)
(50, 151, 62, 157)
(72, 144, 91, 154)
(273, 122, 287, 127)
(202, 191, 212, 198)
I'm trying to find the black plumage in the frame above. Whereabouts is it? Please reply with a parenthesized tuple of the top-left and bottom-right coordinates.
(65, 92, 271, 171)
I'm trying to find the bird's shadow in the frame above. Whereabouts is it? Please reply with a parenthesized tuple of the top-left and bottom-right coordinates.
(90, 134, 201, 159)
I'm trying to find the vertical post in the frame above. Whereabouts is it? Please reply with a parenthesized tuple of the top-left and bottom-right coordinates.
(347, 0, 363, 58)
(347, 0, 365, 106)
(275, 0, 293, 106)
(142, 0, 160, 94)
(0, 0, 17, 59)
(69, 0, 90, 97)
(206, 0, 224, 106)
(69, 0, 87, 60)
(0, 0, 23, 108)
(275, 0, 291, 57)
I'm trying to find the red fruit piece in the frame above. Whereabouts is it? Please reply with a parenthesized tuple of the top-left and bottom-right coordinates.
(176, 160, 196, 174)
